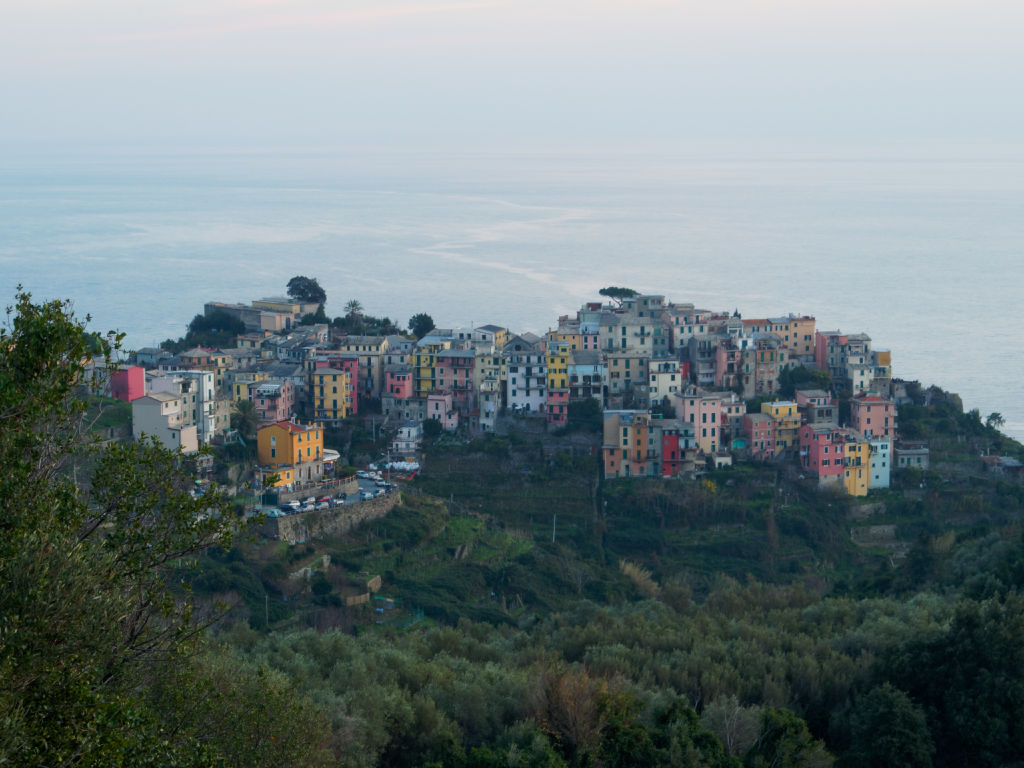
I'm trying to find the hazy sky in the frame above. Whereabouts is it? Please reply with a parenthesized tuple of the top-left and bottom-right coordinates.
(2, 0, 1023, 153)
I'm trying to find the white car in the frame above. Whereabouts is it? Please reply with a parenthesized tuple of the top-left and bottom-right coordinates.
(356, 470, 369, 478)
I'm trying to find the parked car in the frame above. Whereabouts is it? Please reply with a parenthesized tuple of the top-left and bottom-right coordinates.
(302, 496, 316, 506)
(360, 491, 372, 500)
(316, 501, 330, 510)
(356, 470, 369, 478)
(302, 503, 316, 513)
(317, 495, 332, 504)
(374, 478, 388, 487)
(286, 499, 301, 510)
(332, 497, 346, 507)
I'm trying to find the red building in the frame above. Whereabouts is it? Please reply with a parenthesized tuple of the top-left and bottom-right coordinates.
(109, 365, 145, 402)
(384, 366, 414, 399)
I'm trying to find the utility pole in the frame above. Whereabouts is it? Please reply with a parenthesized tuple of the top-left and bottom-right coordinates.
(552, 513, 557, 543)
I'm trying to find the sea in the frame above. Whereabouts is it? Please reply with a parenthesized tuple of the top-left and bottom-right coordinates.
(2, 147, 1022, 441)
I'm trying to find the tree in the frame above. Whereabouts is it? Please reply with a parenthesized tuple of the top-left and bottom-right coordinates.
(0, 291, 237, 764)
(286, 275, 326, 306)
(409, 312, 435, 339)
(345, 299, 364, 317)
(162, 311, 246, 353)
(232, 398, 258, 439)
(847, 684, 933, 768)
(423, 417, 443, 439)
(599, 286, 639, 305)
(745, 708, 833, 768)
(986, 412, 1006, 430)
(778, 366, 833, 398)
(883, 594, 1024, 767)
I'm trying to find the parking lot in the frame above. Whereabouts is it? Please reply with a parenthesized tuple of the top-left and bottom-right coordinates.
(265, 474, 397, 518)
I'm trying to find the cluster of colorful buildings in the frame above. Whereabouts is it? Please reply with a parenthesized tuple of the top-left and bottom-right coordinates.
(115, 291, 926, 498)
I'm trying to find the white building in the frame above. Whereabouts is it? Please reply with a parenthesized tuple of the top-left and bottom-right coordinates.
(648, 359, 683, 406)
(150, 370, 225, 445)
(869, 438, 892, 490)
(132, 392, 199, 453)
(504, 334, 547, 415)
(392, 421, 423, 458)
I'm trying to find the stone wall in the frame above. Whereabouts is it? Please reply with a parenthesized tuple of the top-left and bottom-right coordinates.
(263, 491, 401, 544)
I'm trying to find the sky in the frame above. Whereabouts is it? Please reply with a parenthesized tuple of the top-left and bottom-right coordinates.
(3, 0, 1023, 155)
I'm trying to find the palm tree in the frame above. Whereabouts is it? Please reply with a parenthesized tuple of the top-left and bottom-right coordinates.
(231, 399, 258, 440)
(345, 299, 363, 317)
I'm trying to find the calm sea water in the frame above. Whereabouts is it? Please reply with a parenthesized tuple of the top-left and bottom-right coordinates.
(2, 149, 1021, 440)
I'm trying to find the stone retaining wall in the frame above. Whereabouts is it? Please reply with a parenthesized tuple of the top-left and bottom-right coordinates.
(263, 492, 401, 544)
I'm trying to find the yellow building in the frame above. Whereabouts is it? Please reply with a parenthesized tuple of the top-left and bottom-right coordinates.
(312, 368, 352, 422)
(232, 370, 269, 402)
(843, 432, 870, 496)
(412, 338, 451, 398)
(761, 401, 801, 456)
(549, 329, 582, 351)
(546, 339, 571, 391)
(256, 420, 324, 487)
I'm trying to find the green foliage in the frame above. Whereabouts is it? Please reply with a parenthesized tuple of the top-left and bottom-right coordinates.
(286, 275, 326, 305)
(0, 291, 237, 765)
(745, 707, 833, 767)
(333, 308, 401, 336)
(231, 398, 258, 439)
(778, 366, 832, 398)
(423, 417, 444, 438)
(881, 593, 1024, 767)
(565, 397, 603, 433)
(847, 684, 933, 768)
(409, 312, 435, 339)
(149, 648, 335, 767)
(163, 310, 246, 352)
(598, 286, 639, 304)
(299, 304, 329, 325)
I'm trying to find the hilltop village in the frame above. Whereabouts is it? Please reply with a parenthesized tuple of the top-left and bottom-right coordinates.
(104, 282, 933, 501)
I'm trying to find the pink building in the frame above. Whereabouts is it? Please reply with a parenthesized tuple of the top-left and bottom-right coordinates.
(427, 392, 459, 430)
(744, 413, 777, 462)
(850, 394, 896, 440)
(251, 380, 294, 424)
(799, 424, 845, 486)
(109, 365, 145, 402)
(714, 340, 743, 391)
(676, 390, 744, 454)
(794, 389, 834, 407)
(545, 390, 570, 426)
(435, 349, 476, 410)
(385, 366, 414, 399)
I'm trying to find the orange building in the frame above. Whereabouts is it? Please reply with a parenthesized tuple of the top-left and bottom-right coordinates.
(256, 420, 324, 486)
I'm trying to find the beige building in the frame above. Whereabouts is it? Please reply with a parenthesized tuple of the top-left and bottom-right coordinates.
(132, 392, 199, 453)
